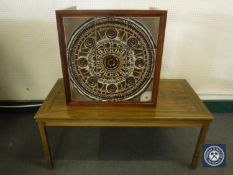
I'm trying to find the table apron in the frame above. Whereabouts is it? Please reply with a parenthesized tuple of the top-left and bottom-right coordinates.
(37, 119, 211, 127)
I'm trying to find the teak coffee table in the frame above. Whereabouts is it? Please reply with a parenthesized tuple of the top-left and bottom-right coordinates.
(34, 79, 213, 169)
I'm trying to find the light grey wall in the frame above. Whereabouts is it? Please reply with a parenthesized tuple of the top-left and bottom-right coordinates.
(0, 0, 232, 100)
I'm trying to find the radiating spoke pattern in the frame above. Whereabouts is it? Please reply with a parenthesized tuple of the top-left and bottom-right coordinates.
(67, 17, 155, 101)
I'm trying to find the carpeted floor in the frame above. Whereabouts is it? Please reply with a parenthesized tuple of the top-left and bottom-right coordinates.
(0, 109, 232, 175)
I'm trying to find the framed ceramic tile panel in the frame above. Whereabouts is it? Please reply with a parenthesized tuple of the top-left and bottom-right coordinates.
(56, 9, 167, 107)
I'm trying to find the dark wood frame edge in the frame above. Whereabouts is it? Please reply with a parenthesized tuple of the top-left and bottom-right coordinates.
(56, 13, 71, 104)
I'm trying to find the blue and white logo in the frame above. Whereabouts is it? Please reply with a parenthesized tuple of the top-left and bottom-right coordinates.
(203, 144, 226, 167)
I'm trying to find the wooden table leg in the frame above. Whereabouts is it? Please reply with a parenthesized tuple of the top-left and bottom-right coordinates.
(190, 123, 210, 169)
(37, 122, 54, 169)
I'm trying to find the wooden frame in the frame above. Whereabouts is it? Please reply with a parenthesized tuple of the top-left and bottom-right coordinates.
(56, 9, 167, 107)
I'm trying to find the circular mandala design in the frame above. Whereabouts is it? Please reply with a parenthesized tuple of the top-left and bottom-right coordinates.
(106, 28, 117, 39)
(67, 17, 155, 101)
(127, 37, 138, 48)
(84, 38, 95, 48)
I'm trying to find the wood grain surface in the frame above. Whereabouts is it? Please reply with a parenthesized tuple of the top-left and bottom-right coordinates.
(35, 79, 213, 126)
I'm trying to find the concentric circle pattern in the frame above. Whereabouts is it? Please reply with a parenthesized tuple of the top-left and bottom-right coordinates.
(67, 17, 155, 101)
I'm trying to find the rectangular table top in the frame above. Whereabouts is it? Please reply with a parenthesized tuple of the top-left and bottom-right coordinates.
(35, 79, 213, 123)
